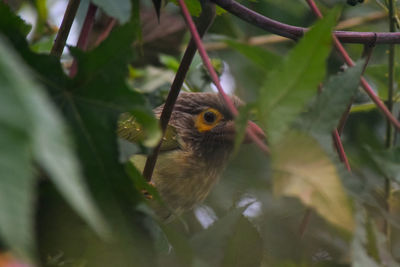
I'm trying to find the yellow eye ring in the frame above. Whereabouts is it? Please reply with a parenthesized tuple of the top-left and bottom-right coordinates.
(195, 108, 223, 133)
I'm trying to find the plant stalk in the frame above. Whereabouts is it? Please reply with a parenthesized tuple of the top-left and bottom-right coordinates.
(51, 0, 81, 58)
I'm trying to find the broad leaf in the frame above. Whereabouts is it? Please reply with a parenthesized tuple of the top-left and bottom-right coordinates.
(299, 61, 364, 136)
(273, 131, 354, 232)
(258, 7, 339, 144)
(191, 206, 262, 267)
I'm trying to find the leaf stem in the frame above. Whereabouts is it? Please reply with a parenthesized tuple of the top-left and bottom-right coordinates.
(211, 0, 400, 44)
(50, 0, 81, 58)
(69, 3, 98, 77)
(142, 2, 218, 181)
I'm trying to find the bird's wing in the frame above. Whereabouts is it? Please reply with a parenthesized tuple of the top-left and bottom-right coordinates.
(117, 113, 181, 151)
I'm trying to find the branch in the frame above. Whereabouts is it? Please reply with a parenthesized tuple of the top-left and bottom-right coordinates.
(69, 3, 97, 77)
(51, 0, 81, 58)
(204, 11, 387, 51)
(142, 2, 218, 181)
(212, 0, 400, 44)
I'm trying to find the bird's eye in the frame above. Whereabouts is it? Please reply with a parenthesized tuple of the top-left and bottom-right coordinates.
(203, 111, 216, 123)
(195, 108, 223, 133)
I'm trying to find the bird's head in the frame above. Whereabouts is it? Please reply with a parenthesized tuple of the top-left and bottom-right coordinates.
(154, 92, 263, 163)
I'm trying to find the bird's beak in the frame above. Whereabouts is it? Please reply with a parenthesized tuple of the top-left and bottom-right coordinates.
(223, 120, 266, 144)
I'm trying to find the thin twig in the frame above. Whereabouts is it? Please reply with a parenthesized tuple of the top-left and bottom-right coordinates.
(142, 2, 218, 181)
(211, 0, 400, 44)
(384, 0, 396, 243)
(299, 208, 312, 238)
(178, 0, 269, 153)
(51, 0, 81, 58)
(204, 11, 387, 51)
(69, 3, 98, 77)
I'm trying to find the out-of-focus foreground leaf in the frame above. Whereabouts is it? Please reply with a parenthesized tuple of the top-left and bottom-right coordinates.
(191, 207, 263, 267)
(0, 2, 158, 265)
(258, 7, 340, 144)
(0, 36, 105, 260)
(273, 131, 354, 232)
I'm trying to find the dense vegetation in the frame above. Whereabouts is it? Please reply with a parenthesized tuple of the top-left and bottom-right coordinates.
(1, 0, 400, 266)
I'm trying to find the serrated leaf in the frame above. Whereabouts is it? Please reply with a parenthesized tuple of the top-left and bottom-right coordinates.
(258, 7, 340, 144)
(300, 61, 363, 135)
(0, 5, 157, 264)
(91, 0, 131, 23)
(273, 131, 354, 232)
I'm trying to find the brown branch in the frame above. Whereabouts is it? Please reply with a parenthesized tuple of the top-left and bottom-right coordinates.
(212, 0, 400, 44)
(204, 11, 387, 51)
(51, 0, 81, 58)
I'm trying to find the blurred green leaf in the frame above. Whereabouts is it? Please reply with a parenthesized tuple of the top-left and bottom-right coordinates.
(0, 3, 157, 264)
(350, 103, 376, 113)
(221, 215, 263, 267)
(258, 7, 339, 144)
(364, 146, 400, 182)
(273, 131, 354, 233)
(190, 206, 261, 266)
(233, 105, 251, 155)
(0, 37, 105, 259)
(92, 0, 131, 23)
(170, 0, 202, 16)
(226, 40, 282, 70)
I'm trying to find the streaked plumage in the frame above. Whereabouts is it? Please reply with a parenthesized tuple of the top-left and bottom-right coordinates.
(118, 92, 246, 220)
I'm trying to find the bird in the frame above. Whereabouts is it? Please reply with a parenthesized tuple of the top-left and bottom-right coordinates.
(118, 92, 264, 221)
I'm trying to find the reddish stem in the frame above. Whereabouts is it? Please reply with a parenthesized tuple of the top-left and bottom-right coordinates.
(69, 3, 98, 77)
(94, 18, 117, 47)
(332, 130, 351, 171)
(306, 0, 400, 132)
(177, 0, 269, 154)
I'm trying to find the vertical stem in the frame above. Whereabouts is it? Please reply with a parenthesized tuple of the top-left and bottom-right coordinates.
(384, 0, 396, 241)
(69, 3, 98, 77)
(51, 0, 81, 58)
(142, 3, 217, 181)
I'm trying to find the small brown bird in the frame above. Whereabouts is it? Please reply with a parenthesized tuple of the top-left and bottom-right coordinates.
(118, 92, 264, 220)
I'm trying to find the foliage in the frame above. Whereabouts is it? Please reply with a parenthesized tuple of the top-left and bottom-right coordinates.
(0, 0, 400, 266)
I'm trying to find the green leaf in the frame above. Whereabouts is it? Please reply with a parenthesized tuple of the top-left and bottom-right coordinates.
(298, 60, 364, 146)
(258, 7, 340, 144)
(190, 206, 261, 266)
(365, 146, 400, 183)
(226, 40, 282, 70)
(170, 0, 202, 16)
(0, 37, 105, 259)
(91, 0, 131, 23)
(221, 216, 263, 267)
(0, 4, 157, 264)
(273, 131, 354, 232)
